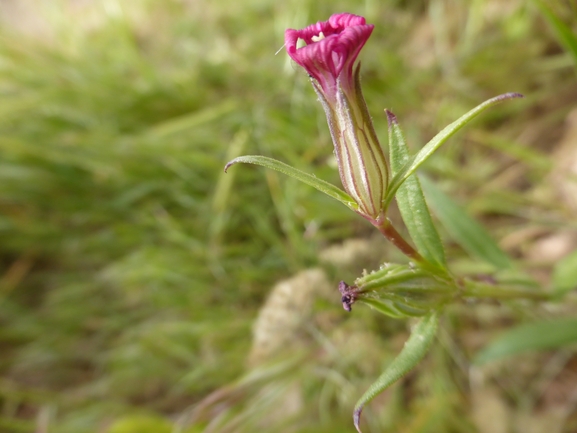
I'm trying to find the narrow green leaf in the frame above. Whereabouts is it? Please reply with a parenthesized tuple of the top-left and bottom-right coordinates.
(391, 300, 431, 317)
(384, 93, 523, 207)
(534, 0, 577, 68)
(474, 317, 577, 365)
(358, 297, 407, 319)
(224, 155, 357, 211)
(386, 111, 446, 269)
(360, 296, 430, 318)
(419, 176, 512, 269)
(353, 311, 439, 433)
(552, 249, 577, 296)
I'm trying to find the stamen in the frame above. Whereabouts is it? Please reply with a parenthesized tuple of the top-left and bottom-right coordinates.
(311, 31, 325, 42)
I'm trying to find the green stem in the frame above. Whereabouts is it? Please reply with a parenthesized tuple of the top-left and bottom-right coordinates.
(462, 279, 551, 301)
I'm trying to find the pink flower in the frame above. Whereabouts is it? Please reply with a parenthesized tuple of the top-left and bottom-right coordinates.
(285, 14, 388, 222)
(285, 13, 374, 101)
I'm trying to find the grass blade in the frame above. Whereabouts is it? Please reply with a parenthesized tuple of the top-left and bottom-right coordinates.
(534, 0, 577, 68)
(552, 249, 577, 296)
(474, 317, 577, 365)
(420, 176, 512, 269)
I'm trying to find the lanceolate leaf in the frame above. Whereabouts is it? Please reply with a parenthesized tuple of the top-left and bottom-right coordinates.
(384, 93, 523, 206)
(353, 311, 439, 433)
(224, 155, 358, 211)
(474, 317, 577, 365)
(420, 176, 512, 269)
(386, 111, 446, 269)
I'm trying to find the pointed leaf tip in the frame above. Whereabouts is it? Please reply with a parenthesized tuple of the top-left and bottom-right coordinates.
(353, 407, 363, 433)
(385, 109, 398, 125)
(496, 92, 524, 101)
(223, 159, 237, 173)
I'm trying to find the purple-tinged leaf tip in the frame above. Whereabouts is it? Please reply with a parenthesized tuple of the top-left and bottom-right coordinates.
(385, 109, 398, 125)
(353, 407, 363, 433)
(495, 92, 523, 101)
(223, 160, 237, 173)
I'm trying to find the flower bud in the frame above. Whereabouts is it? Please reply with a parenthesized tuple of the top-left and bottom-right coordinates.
(285, 13, 389, 222)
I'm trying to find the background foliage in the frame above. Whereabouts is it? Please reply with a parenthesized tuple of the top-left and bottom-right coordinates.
(0, 0, 576, 432)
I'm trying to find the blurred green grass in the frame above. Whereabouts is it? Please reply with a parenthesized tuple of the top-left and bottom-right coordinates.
(0, 0, 576, 432)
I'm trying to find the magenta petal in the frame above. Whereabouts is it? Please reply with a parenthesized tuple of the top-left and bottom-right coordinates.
(285, 13, 373, 99)
(329, 13, 367, 29)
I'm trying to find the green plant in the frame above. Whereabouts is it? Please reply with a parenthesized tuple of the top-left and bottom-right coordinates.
(225, 12, 552, 432)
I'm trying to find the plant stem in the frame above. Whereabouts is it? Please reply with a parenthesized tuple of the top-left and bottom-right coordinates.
(462, 279, 551, 301)
(375, 218, 423, 262)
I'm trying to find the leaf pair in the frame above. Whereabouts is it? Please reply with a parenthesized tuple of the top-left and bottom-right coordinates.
(383, 94, 522, 271)
(224, 93, 522, 267)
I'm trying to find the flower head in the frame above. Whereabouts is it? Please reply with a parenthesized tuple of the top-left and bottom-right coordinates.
(285, 14, 388, 222)
(285, 13, 374, 101)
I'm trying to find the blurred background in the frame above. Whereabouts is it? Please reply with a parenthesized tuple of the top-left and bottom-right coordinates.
(0, 0, 576, 432)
